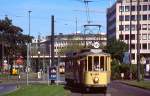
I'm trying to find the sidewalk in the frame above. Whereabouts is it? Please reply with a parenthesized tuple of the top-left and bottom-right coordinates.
(120, 80, 150, 90)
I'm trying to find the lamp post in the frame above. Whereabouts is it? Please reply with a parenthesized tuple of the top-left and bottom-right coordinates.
(27, 10, 32, 86)
(42, 44, 46, 81)
(137, 0, 141, 81)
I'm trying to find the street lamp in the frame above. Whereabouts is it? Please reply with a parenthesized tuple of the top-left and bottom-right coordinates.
(38, 50, 40, 72)
(27, 10, 32, 86)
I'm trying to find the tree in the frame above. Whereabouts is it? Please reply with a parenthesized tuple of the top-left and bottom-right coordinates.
(58, 40, 84, 55)
(0, 16, 33, 72)
(106, 38, 128, 62)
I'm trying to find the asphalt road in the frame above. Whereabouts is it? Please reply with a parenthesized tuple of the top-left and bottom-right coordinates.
(69, 81, 150, 96)
(0, 83, 17, 96)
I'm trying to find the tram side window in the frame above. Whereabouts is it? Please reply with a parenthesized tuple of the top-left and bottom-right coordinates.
(100, 56, 104, 71)
(88, 56, 92, 71)
(105, 57, 107, 71)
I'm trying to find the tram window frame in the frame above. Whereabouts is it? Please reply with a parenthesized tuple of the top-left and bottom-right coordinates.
(93, 56, 100, 71)
(84, 59, 87, 71)
(88, 56, 92, 71)
(105, 56, 107, 71)
(100, 56, 104, 71)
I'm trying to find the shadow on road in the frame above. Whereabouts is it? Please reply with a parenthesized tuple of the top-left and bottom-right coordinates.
(64, 85, 107, 94)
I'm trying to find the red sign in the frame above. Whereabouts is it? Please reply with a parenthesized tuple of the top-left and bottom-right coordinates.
(16, 58, 23, 65)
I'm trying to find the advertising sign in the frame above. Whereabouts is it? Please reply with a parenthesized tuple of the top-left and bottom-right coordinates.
(49, 67, 57, 80)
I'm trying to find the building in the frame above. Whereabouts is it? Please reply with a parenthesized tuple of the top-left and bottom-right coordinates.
(46, 33, 107, 57)
(30, 33, 107, 71)
(107, 0, 150, 64)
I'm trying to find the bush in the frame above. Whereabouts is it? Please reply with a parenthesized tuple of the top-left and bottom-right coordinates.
(111, 59, 121, 80)
(111, 59, 145, 80)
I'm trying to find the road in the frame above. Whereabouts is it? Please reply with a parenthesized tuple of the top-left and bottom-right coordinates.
(69, 81, 150, 96)
(0, 83, 17, 96)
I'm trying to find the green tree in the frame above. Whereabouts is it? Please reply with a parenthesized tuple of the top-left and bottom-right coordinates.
(106, 38, 128, 62)
(59, 40, 84, 55)
(0, 16, 32, 72)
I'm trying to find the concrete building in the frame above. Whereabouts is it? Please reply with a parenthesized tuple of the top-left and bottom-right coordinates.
(30, 33, 107, 71)
(45, 33, 107, 57)
(107, 0, 150, 64)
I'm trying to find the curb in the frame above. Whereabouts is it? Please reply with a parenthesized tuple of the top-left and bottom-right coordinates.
(120, 81, 150, 91)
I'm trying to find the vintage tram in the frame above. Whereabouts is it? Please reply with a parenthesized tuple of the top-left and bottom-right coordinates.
(65, 48, 111, 92)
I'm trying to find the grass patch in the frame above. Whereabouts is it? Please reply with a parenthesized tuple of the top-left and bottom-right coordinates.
(2, 84, 70, 96)
(122, 80, 150, 90)
(0, 74, 8, 78)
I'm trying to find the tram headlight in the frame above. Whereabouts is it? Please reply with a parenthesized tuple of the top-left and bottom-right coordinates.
(93, 77, 99, 83)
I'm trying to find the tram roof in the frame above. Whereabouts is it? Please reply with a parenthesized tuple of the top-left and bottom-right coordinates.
(66, 48, 110, 57)
(75, 51, 110, 57)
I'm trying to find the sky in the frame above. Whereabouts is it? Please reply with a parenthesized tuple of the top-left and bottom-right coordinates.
(0, 0, 116, 38)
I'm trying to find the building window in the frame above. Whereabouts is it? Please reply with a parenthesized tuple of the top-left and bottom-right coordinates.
(142, 24, 147, 30)
(119, 6, 124, 12)
(138, 24, 142, 30)
(131, 15, 136, 21)
(119, 34, 123, 40)
(148, 34, 150, 40)
(137, 15, 141, 21)
(142, 34, 147, 40)
(139, 34, 141, 40)
(125, 34, 129, 40)
(148, 24, 150, 30)
(119, 25, 124, 31)
(143, 5, 148, 11)
(131, 54, 135, 60)
(149, 14, 150, 20)
(137, 5, 141, 11)
(125, 6, 130, 12)
(131, 34, 135, 40)
(148, 43, 150, 49)
(143, 43, 147, 50)
(125, 25, 130, 31)
(143, 0, 148, 2)
(119, 15, 124, 21)
(131, 44, 135, 49)
(131, 5, 136, 11)
(132, 25, 136, 31)
(125, 15, 130, 21)
(143, 15, 147, 20)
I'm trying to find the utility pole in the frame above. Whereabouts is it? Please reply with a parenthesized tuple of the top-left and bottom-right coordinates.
(75, 17, 78, 34)
(120, 0, 123, 41)
(51, 15, 55, 67)
(137, 0, 141, 81)
(129, 0, 132, 80)
(37, 35, 41, 74)
(50, 15, 55, 84)
(27, 10, 32, 86)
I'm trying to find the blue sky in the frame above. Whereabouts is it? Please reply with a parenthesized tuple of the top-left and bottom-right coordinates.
(0, 0, 116, 38)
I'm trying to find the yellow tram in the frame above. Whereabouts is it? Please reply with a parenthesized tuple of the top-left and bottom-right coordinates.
(65, 48, 111, 91)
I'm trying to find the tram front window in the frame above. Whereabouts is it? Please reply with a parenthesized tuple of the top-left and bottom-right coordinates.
(94, 56, 100, 71)
(100, 56, 104, 71)
(88, 56, 92, 71)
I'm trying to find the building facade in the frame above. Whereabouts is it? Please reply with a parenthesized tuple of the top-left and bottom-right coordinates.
(30, 33, 107, 71)
(46, 33, 107, 56)
(107, 0, 150, 64)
